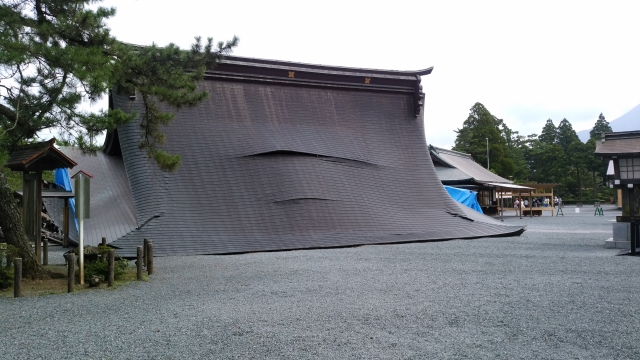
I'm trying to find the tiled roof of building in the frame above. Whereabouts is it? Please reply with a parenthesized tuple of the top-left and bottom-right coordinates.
(430, 146, 513, 184)
(595, 131, 640, 157)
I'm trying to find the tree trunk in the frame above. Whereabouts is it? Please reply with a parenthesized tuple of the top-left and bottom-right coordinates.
(577, 168, 582, 202)
(592, 171, 597, 199)
(0, 171, 46, 278)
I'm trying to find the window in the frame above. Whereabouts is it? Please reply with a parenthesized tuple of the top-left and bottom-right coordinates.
(619, 158, 640, 180)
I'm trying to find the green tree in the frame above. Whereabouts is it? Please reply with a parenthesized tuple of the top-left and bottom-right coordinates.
(556, 118, 580, 152)
(497, 119, 527, 180)
(453, 102, 508, 176)
(0, 0, 237, 276)
(539, 118, 557, 145)
(589, 113, 613, 140)
(587, 114, 612, 198)
(537, 144, 567, 183)
(555, 118, 586, 198)
(524, 134, 546, 182)
(567, 140, 587, 201)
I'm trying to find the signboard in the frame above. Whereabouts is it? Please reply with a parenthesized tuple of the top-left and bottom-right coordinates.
(72, 171, 91, 219)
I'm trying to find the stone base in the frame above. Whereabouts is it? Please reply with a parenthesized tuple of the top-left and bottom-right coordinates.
(605, 238, 631, 249)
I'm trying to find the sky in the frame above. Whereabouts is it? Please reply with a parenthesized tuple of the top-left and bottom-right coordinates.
(84, 0, 640, 149)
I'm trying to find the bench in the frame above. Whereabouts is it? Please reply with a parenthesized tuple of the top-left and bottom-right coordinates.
(522, 209, 543, 216)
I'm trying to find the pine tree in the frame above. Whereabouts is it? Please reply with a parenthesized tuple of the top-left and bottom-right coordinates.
(556, 118, 580, 152)
(589, 113, 613, 140)
(556, 118, 586, 200)
(0, 0, 237, 276)
(453, 102, 509, 176)
(539, 119, 557, 145)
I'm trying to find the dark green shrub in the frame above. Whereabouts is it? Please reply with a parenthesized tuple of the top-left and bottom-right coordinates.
(81, 253, 129, 282)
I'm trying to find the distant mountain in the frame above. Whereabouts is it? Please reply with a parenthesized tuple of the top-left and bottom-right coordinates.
(578, 103, 640, 142)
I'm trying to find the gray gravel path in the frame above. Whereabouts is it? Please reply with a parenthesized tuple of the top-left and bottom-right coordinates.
(2, 205, 639, 359)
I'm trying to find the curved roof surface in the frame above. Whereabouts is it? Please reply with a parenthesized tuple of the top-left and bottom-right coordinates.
(101, 56, 523, 256)
(43, 148, 137, 246)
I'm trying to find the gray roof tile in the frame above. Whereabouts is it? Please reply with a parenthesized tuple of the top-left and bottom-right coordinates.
(105, 66, 523, 256)
(430, 147, 513, 184)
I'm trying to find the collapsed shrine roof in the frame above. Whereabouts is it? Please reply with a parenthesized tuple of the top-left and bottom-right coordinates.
(57, 56, 525, 256)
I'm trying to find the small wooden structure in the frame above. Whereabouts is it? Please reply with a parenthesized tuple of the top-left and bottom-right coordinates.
(493, 183, 560, 217)
(518, 184, 561, 217)
(5, 139, 77, 263)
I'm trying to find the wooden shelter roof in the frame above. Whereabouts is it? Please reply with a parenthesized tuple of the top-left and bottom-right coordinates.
(519, 183, 561, 190)
(5, 138, 77, 171)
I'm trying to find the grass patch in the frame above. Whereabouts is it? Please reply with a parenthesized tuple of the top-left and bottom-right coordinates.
(0, 264, 145, 298)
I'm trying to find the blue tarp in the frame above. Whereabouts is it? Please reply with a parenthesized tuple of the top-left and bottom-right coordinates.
(444, 185, 483, 213)
(54, 168, 78, 231)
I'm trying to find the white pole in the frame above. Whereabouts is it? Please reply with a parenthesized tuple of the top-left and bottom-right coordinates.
(79, 218, 84, 285)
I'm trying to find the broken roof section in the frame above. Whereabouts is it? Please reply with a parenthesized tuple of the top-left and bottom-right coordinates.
(429, 146, 513, 185)
(43, 147, 137, 246)
(97, 55, 525, 256)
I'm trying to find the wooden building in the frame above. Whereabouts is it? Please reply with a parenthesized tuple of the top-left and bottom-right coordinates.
(429, 146, 514, 215)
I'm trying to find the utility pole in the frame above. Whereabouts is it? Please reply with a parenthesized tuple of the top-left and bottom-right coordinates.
(486, 138, 489, 169)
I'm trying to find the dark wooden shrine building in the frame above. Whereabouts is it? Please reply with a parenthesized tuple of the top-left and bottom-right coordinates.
(595, 130, 640, 216)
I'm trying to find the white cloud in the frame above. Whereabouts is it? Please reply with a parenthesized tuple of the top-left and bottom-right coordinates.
(94, 0, 640, 149)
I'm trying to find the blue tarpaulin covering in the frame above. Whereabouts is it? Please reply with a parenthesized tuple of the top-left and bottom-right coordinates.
(444, 185, 483, 213)
(54, 168, 78, 231)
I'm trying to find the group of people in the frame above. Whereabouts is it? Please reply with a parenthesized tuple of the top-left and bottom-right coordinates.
(513, 196, 562, 210)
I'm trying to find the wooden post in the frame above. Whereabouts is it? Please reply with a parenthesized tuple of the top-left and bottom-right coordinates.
(63, 198, 70, 248)
(147, 242, 154, 276)
(100, 237, 107, 261)
(23, 171, 43, 263)
(14, 258, 22, 298)
(143, 238, 149, 268)
(551, 186, 555, 217)
(66, 253, 75, 293)
(107, 250, 115, 287)
(499, 187, 504, 222)
(137, 246, 143, 281)
(43, 237, 48, 265)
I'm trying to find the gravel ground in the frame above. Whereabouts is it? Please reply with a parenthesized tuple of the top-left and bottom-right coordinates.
(2, 205, 639, 359)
